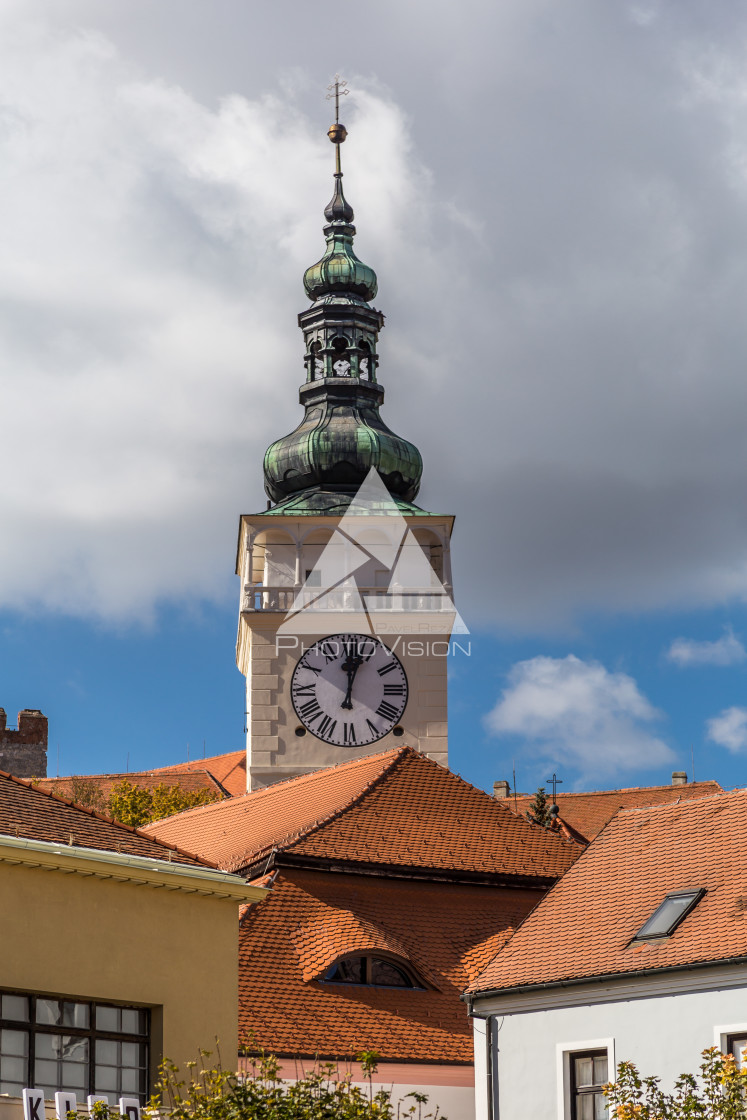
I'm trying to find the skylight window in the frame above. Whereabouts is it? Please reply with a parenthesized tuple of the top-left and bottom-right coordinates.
(633, 889, 705, 940)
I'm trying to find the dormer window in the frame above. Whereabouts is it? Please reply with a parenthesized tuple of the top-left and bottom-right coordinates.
(321, 955, 422, 988)
(633, 889, 705, 941)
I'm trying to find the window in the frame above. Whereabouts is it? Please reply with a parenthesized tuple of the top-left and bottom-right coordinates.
(0, 993, 148, 1103)
(633, 889, 704, 941)
(727, 1034, 747, 1071)
(570, 1050, 608, 1120)
(321, 956, 421, 988)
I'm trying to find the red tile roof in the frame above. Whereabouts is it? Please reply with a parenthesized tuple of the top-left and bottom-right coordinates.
(0, 768, 211, 867)
(35, 750, 246, 800)
(509, 780, 722, 841)
(471, 788, 747, 995)
(145, 747, 581, 880)
(239, 867, 539, 1062)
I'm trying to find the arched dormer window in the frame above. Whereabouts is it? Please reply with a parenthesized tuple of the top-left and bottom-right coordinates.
(321, 955, 422, 988)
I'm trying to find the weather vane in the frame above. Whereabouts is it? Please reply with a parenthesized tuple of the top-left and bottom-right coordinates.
(326, 75, 349, 124)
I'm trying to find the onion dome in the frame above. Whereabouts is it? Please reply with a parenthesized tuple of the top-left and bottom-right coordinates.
(302, 124, 378, 305)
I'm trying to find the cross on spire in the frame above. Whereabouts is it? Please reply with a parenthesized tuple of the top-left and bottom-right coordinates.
(326, 75, 349, 124)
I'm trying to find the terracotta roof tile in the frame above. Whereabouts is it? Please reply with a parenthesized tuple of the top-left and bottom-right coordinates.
(145, 748, 581, 880)
(35, 750, 246, 800)
(509, 780, 722, 841)
(239, 868, 540, 1063)
(0, 769, 211, 867)
(471, 788, 747, 994)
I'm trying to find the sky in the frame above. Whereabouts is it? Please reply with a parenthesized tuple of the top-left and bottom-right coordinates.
(2, 0, 747, 794)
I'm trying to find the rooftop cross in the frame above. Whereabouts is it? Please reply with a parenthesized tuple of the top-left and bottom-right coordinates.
(546, 772, 563, 803)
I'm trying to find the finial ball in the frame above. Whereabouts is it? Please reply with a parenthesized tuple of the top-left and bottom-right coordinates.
(327, 122, 348, 145)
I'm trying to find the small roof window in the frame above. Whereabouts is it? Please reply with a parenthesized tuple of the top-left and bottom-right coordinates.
(633, 889, 705, 941)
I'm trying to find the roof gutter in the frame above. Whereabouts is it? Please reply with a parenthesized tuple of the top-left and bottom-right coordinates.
(0, 833, 269, 902)
(464, 953, 747, 1006)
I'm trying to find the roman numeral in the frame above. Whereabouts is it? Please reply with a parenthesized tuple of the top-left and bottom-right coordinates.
(377, 659, 398, 676)
(343, 722, 357, 745)
(299, 699, 322, 720)
(304, 663, 322, 675)
(293, 683, 316, 697)
(383, 684, 405, 696)
(366, 718, 380, 737)
(376, 700, 399, 721)
(316, 715, 337, 739)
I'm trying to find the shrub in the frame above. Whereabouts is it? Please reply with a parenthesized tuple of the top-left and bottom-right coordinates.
(604, 1047, 747, 1120)
(151, 1048, 445, 1120)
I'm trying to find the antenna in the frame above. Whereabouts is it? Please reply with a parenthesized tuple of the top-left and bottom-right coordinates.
(691, 743, 695, 783)
(512, 759, 517, 812)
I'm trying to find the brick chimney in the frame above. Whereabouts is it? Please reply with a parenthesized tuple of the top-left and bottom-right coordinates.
(672, 771, 687, 786)
(0, 709, 48, 778)
(493, 780, 510, 799)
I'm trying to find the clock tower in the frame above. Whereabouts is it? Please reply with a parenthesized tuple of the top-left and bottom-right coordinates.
(236, 94, 459, 790)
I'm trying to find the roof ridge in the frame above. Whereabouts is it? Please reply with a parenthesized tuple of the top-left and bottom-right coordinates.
(279, 749, 581, 870)
(617, 787, 747, 816)
(232, 747, 411, 871)
(143, 745, 407, 838)
(12, 770, 216, 868)
(514, 780, 722, 800)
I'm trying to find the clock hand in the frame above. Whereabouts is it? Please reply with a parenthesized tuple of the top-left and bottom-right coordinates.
(340, 654, 363, 710)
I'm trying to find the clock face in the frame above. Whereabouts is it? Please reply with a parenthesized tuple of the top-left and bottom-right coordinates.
(291, 633, 408, 747)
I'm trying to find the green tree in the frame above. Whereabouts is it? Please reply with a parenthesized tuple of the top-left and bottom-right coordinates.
(105, 779, 219, 828)
(526, 786, 551, 827)
(604, 1047, 747, 1120)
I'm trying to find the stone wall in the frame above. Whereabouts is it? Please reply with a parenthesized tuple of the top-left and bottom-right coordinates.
(0, 709, 48, 778)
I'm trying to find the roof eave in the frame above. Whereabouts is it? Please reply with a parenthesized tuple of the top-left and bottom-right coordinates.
(464, 952, 747, 1005)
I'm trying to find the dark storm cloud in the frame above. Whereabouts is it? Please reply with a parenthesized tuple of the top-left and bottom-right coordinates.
(2, 1, 747, 630)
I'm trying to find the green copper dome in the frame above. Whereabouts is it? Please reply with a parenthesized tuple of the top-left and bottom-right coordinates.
(262, 107, 423, 509)
(303, 177, 378, 304)
(264, 381, 422, 504)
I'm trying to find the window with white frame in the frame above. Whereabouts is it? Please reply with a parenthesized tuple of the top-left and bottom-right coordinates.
(569, 1050, 608, 1120)
(0, 992, 148, 1103)
(727, 1034, 747, 1071)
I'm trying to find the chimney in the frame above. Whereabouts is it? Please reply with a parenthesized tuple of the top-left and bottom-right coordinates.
(493, 780, 510, 799)
(0, 709, 48, 778)
(672, 771, 687, 786)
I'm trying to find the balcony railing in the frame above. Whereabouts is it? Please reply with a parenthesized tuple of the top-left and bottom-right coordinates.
(241, 584, 454, 613)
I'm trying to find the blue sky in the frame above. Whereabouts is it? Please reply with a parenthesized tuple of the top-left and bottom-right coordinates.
(3, 600, 747, 796)
(3, 1, 747, 799)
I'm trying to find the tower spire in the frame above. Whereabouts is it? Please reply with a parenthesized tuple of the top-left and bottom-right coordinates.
(261, 89, 424, 514)
(324, 75, 354, 225)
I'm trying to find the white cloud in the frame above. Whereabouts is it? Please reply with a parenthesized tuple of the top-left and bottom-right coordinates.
(0, 17, 444, 620)
(706, 706, 747, 752)
(484, 655, 674, 781)
(666, 629, 746, 667)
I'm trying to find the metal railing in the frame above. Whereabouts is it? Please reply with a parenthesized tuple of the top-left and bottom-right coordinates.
(241, 584, 454, 613)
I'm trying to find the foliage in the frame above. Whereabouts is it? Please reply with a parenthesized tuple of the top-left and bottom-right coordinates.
(525, 786, 551, 827)
(604, 1048, 747, 1120)
(67, 777, 107, 814)
(150, 1048, 445, 1120)
(106, 780, 219, 827)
